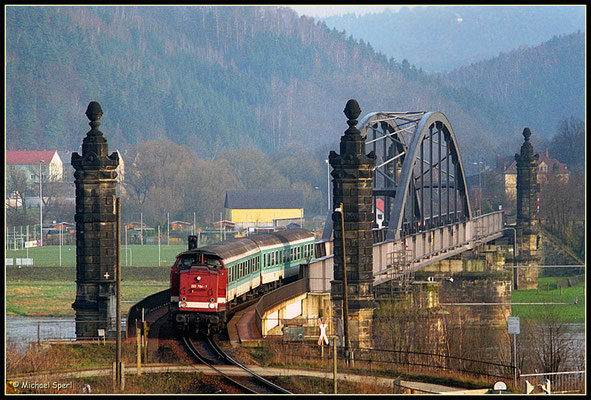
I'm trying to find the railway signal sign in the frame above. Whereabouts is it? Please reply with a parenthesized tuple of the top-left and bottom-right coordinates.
(318, 318, 329, 345)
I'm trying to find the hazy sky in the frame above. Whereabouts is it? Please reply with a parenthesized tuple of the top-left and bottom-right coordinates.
(288, 5, 403, 18)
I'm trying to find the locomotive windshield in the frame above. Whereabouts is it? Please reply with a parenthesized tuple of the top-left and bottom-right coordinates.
(176, 253, 222, 270)
(179, 255, 197, 269)
(205, 256, 223, 270)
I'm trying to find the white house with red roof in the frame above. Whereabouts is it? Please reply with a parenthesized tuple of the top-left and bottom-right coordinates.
(6, 150, 64, 183)
(375, 198, 385, 228)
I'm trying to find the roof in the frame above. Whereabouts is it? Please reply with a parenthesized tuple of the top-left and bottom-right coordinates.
(375, 198, 384, 213)
(6, 151, 59, 165)
(504, 150, 568, 174)
(178, 228, 314, 260)
(225, 189, 303, 210)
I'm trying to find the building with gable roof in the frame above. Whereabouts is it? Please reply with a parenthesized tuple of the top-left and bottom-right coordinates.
(6, 150, 63, 183)
(503, 147, 569, 200)
(224, 189, 304, 230)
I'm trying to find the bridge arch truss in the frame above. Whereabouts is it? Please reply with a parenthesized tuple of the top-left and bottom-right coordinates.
(358, 111, 473, 241)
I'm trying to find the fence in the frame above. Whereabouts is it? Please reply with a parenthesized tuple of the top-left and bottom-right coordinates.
(519, 371, 585, 394)
(256, 339, 515, 384)
(6, 318, 128, 347)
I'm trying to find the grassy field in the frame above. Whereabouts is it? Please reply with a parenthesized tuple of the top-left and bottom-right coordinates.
(5, 244, 187, 267)
(511, 275, 585, 323)
(5, 281, 168, 317)
(6, 265, 170, 282)
(4, 245, 180, 317)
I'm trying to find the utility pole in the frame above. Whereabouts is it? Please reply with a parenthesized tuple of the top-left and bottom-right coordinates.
(336, 203, 350, 359)
(39, 160, 44, 246)
(116, 197, 122, 390)
(325, 159, 330, 211)
(333, 337, 338, 394)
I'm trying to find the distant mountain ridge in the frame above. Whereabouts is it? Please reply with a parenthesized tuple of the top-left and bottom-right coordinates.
(5, 6, 584, 166)
(322, 5, 585, 73)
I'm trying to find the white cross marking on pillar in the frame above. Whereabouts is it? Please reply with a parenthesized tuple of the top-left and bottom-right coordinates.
(104, 272, 110, 279)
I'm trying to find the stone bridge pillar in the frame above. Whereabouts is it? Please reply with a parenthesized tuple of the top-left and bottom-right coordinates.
(71, 101, 120, 339)
(515, 128, 539, 289)
(329, 99, 376, 349)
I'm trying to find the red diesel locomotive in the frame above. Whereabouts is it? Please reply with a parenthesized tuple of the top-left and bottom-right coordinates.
(170, 228, 316, 335)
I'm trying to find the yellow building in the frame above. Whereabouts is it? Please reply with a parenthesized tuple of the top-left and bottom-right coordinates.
(503, 148, 569, 200)
(224, 189, 304, 230)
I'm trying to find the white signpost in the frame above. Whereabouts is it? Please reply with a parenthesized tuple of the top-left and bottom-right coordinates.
(507, 316, 520, 335)
(507, 316, 520, 388)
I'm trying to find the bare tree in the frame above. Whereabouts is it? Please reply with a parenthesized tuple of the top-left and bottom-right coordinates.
(519, 305, 579, 373)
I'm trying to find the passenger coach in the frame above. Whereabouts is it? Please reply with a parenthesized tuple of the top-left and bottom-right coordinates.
(170, 228, 316, 334)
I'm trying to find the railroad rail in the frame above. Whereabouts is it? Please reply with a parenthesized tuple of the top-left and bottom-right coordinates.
(182, 334, 291, 394)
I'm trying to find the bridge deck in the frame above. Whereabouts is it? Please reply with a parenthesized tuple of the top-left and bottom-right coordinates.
(308, 211, 504, 291)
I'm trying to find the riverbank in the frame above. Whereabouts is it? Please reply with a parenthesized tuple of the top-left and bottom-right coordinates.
(511, 275, 585, 323)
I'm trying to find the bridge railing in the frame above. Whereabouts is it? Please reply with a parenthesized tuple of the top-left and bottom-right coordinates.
(254, 279, 309, 335)
(126, 288, 170, 338)
(518, 371, 585, 394)
(373, 211, 504, 282)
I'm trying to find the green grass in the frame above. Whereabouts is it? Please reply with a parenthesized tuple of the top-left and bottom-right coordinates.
(5, 245, 182, 316)
(5, 281, 168, 317)
(511, 275, 585, 323)
(5, 244, 187, 267)
(6, 266, 170, 282)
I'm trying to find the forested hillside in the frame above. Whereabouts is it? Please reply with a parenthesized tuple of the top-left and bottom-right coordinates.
(436, 32, 585, 138)
(7, 5, 520, 162)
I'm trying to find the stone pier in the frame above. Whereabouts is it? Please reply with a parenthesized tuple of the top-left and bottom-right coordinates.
(71, 101, 120, 339)
(514, 128, 540, 289)
(329, 99, 376, 349)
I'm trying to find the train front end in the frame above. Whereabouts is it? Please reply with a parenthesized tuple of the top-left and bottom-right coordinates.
(171, 252, 227, 335)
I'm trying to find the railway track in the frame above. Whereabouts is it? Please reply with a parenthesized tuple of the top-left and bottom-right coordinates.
(182, 334, 291, 394)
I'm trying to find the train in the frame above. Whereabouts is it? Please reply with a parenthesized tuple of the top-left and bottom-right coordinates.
(170, 228, 316, 335)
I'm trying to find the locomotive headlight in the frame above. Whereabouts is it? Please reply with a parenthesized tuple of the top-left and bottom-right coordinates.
(195, 276, 201, 281)
(208, 303, 215, 309)
(209, 298, 215, 303)
(180, 301, 187, 308)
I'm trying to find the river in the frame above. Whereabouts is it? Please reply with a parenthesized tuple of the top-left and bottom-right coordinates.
(5, 315, 127, 349)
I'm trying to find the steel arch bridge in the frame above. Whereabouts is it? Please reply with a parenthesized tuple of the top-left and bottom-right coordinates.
(316, 109, 504, 291)
(323, 110, 474, 242)
(360, 111, 472, 241)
